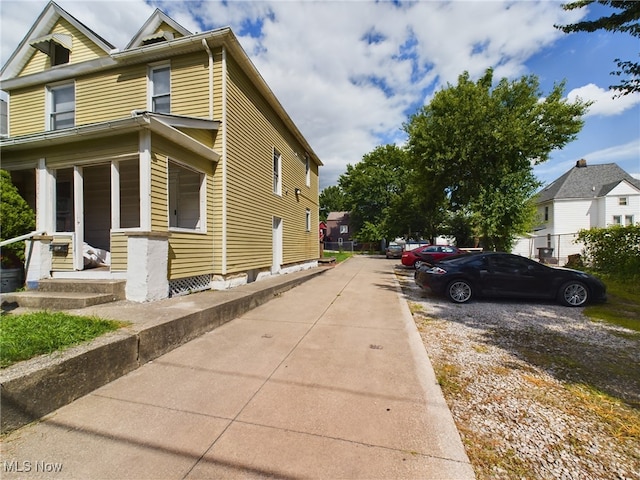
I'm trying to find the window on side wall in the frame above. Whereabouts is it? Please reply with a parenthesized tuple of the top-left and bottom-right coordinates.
(340, 225, 348, 234)
(625, 215, 634, 226)
(619, 197, 628, 206)
(169, 161, 205, 231)
(613, 215, 622, 225)
(149, 64, 171, 113)
(48, 83, 75, 130)
(273, 148, 282, 195)
(305, 155, 310, 187)
(306, 209, 311, 232)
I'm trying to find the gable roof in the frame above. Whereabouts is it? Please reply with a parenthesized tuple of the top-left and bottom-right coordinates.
(126, 9, 191, 49)
(537, 162, 640, 203)
(0, 1, 114, 79)
(327, 212, 350, 222)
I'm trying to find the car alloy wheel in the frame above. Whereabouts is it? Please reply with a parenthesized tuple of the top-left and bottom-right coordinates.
(559, 281, 588, 307)
(447, 280, 472, 303)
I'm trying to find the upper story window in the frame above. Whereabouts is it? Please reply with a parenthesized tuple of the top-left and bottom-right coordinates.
(619, 197, 628, 206)
(305, 155, 310, 187)
(149, 65, 170, 113)
(48, 83, 75, 130)
(273, 148, 282, 195)
(544, 206, 549, 222)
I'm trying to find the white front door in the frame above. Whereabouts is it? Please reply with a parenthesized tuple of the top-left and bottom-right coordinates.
(272, 216, 282, 274)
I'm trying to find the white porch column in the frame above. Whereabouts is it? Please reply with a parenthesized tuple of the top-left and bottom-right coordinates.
(25, 160, 55, 288)
(125, 232, 169, 302)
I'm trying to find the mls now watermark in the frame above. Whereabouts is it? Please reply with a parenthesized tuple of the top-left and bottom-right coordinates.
(3, 460, 63, 473)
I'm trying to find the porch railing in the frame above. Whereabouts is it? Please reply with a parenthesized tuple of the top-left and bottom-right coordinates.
(0, 230, 46, 247)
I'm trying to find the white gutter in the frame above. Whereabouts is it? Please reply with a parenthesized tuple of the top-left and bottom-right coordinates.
(202, 39, 214, 120)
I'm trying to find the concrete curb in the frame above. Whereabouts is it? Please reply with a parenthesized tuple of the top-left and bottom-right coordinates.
(0, 268, 327, 433)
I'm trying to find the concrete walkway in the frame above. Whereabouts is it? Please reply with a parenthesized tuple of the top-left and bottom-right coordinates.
(1, 256, 475, 479)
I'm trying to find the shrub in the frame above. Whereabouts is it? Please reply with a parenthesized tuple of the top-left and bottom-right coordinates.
(576, 225, 640, 277)
(0, 170, 35, 268)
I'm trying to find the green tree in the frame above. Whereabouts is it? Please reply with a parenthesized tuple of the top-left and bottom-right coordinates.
(338, 144, 416, 241)
(556, 1, 640, 95)
(319, 185, 347, 221)
(405, 69, 589, 251)
(0, 170, 36, 267)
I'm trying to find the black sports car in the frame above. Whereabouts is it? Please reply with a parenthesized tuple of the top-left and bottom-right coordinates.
(414, 252, 606, 307)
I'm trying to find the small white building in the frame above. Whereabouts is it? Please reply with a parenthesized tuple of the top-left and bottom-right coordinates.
(513, 160, 640, 264)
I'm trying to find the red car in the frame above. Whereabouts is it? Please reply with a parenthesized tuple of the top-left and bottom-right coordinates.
(402, 245, 463, 268)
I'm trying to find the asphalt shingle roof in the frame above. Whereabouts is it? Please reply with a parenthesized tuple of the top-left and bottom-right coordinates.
(537, 162, 640, 202)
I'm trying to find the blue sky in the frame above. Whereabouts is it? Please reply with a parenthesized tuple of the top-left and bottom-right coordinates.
(1, 0, 638, 190)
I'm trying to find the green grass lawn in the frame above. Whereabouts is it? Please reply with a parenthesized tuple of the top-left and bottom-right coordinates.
(584, 273, 640, 332)
(0, 312, 126, 368)
(323, 250, 355, 263)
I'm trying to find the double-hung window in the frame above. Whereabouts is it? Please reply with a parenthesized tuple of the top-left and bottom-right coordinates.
(273, 148, 282, 195)
(149, 65, 170, 113)
(48, 83, 75, 130)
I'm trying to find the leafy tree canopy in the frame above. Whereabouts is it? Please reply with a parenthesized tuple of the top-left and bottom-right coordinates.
(338, 144, 416, 241)
(405, 68, 589, 251)
(556, 0, 640, 95)
(319, 185, 347, 221)
(0, 169, 35, 267)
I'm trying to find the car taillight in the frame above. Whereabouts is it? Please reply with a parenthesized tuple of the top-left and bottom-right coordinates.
(428, 266, 447, 275)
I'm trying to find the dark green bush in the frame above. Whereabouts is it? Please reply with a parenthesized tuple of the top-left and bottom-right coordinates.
(576, 225, 640, 277)
(0, 169, 35, 267)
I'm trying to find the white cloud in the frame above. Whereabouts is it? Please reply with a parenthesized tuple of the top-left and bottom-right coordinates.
(2, 0, 625, 190)
(567, 84, 640, 117)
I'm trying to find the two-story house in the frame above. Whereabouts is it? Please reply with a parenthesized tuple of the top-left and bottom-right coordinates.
(0, 1, 322, 301)
(513, 159, 640, 264)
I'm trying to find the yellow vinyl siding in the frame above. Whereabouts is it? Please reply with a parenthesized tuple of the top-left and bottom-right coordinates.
(50, 235, 74, 271)
(8, 87, 45, 136)
(177, 128, 216, 148)
(150, 152, 168, 232)
(224, 55, 319, 273)
(77, 66, 147, 124)
(109, 232, 127, 272)
(156, 22, 185, 39)
(44, 135, 138, 168)
(171, 52, 209, 117)
(19, 18, 108, 77)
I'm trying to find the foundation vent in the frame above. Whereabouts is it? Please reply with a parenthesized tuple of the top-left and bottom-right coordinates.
(169, 274, 212, 297)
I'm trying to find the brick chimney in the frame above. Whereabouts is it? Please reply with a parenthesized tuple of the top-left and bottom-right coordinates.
(576, 158, 587, 168)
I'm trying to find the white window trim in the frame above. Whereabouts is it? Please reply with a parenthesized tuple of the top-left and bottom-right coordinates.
(305, 208, 311, 232)
(45, 81, 75, 131)
(619, 197, 628, 206)
(305, 155, 310, 187)
(273, 147, 282, 196)
(148, 62, 171, 113)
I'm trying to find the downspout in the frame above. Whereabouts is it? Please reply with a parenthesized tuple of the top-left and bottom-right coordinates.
(201, 39, 214, 120)
(221, 46, 228, 275)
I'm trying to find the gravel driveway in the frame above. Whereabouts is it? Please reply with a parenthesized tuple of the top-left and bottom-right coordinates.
(394, 265, 640, 480)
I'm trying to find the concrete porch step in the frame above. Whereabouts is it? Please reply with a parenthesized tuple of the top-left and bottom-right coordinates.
(3, 291, 122, 310)
(36, 279, 126, 296)
(2, 279, 126, 310)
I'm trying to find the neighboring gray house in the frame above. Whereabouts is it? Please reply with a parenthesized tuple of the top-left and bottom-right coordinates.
(513, 159, 640, 264)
